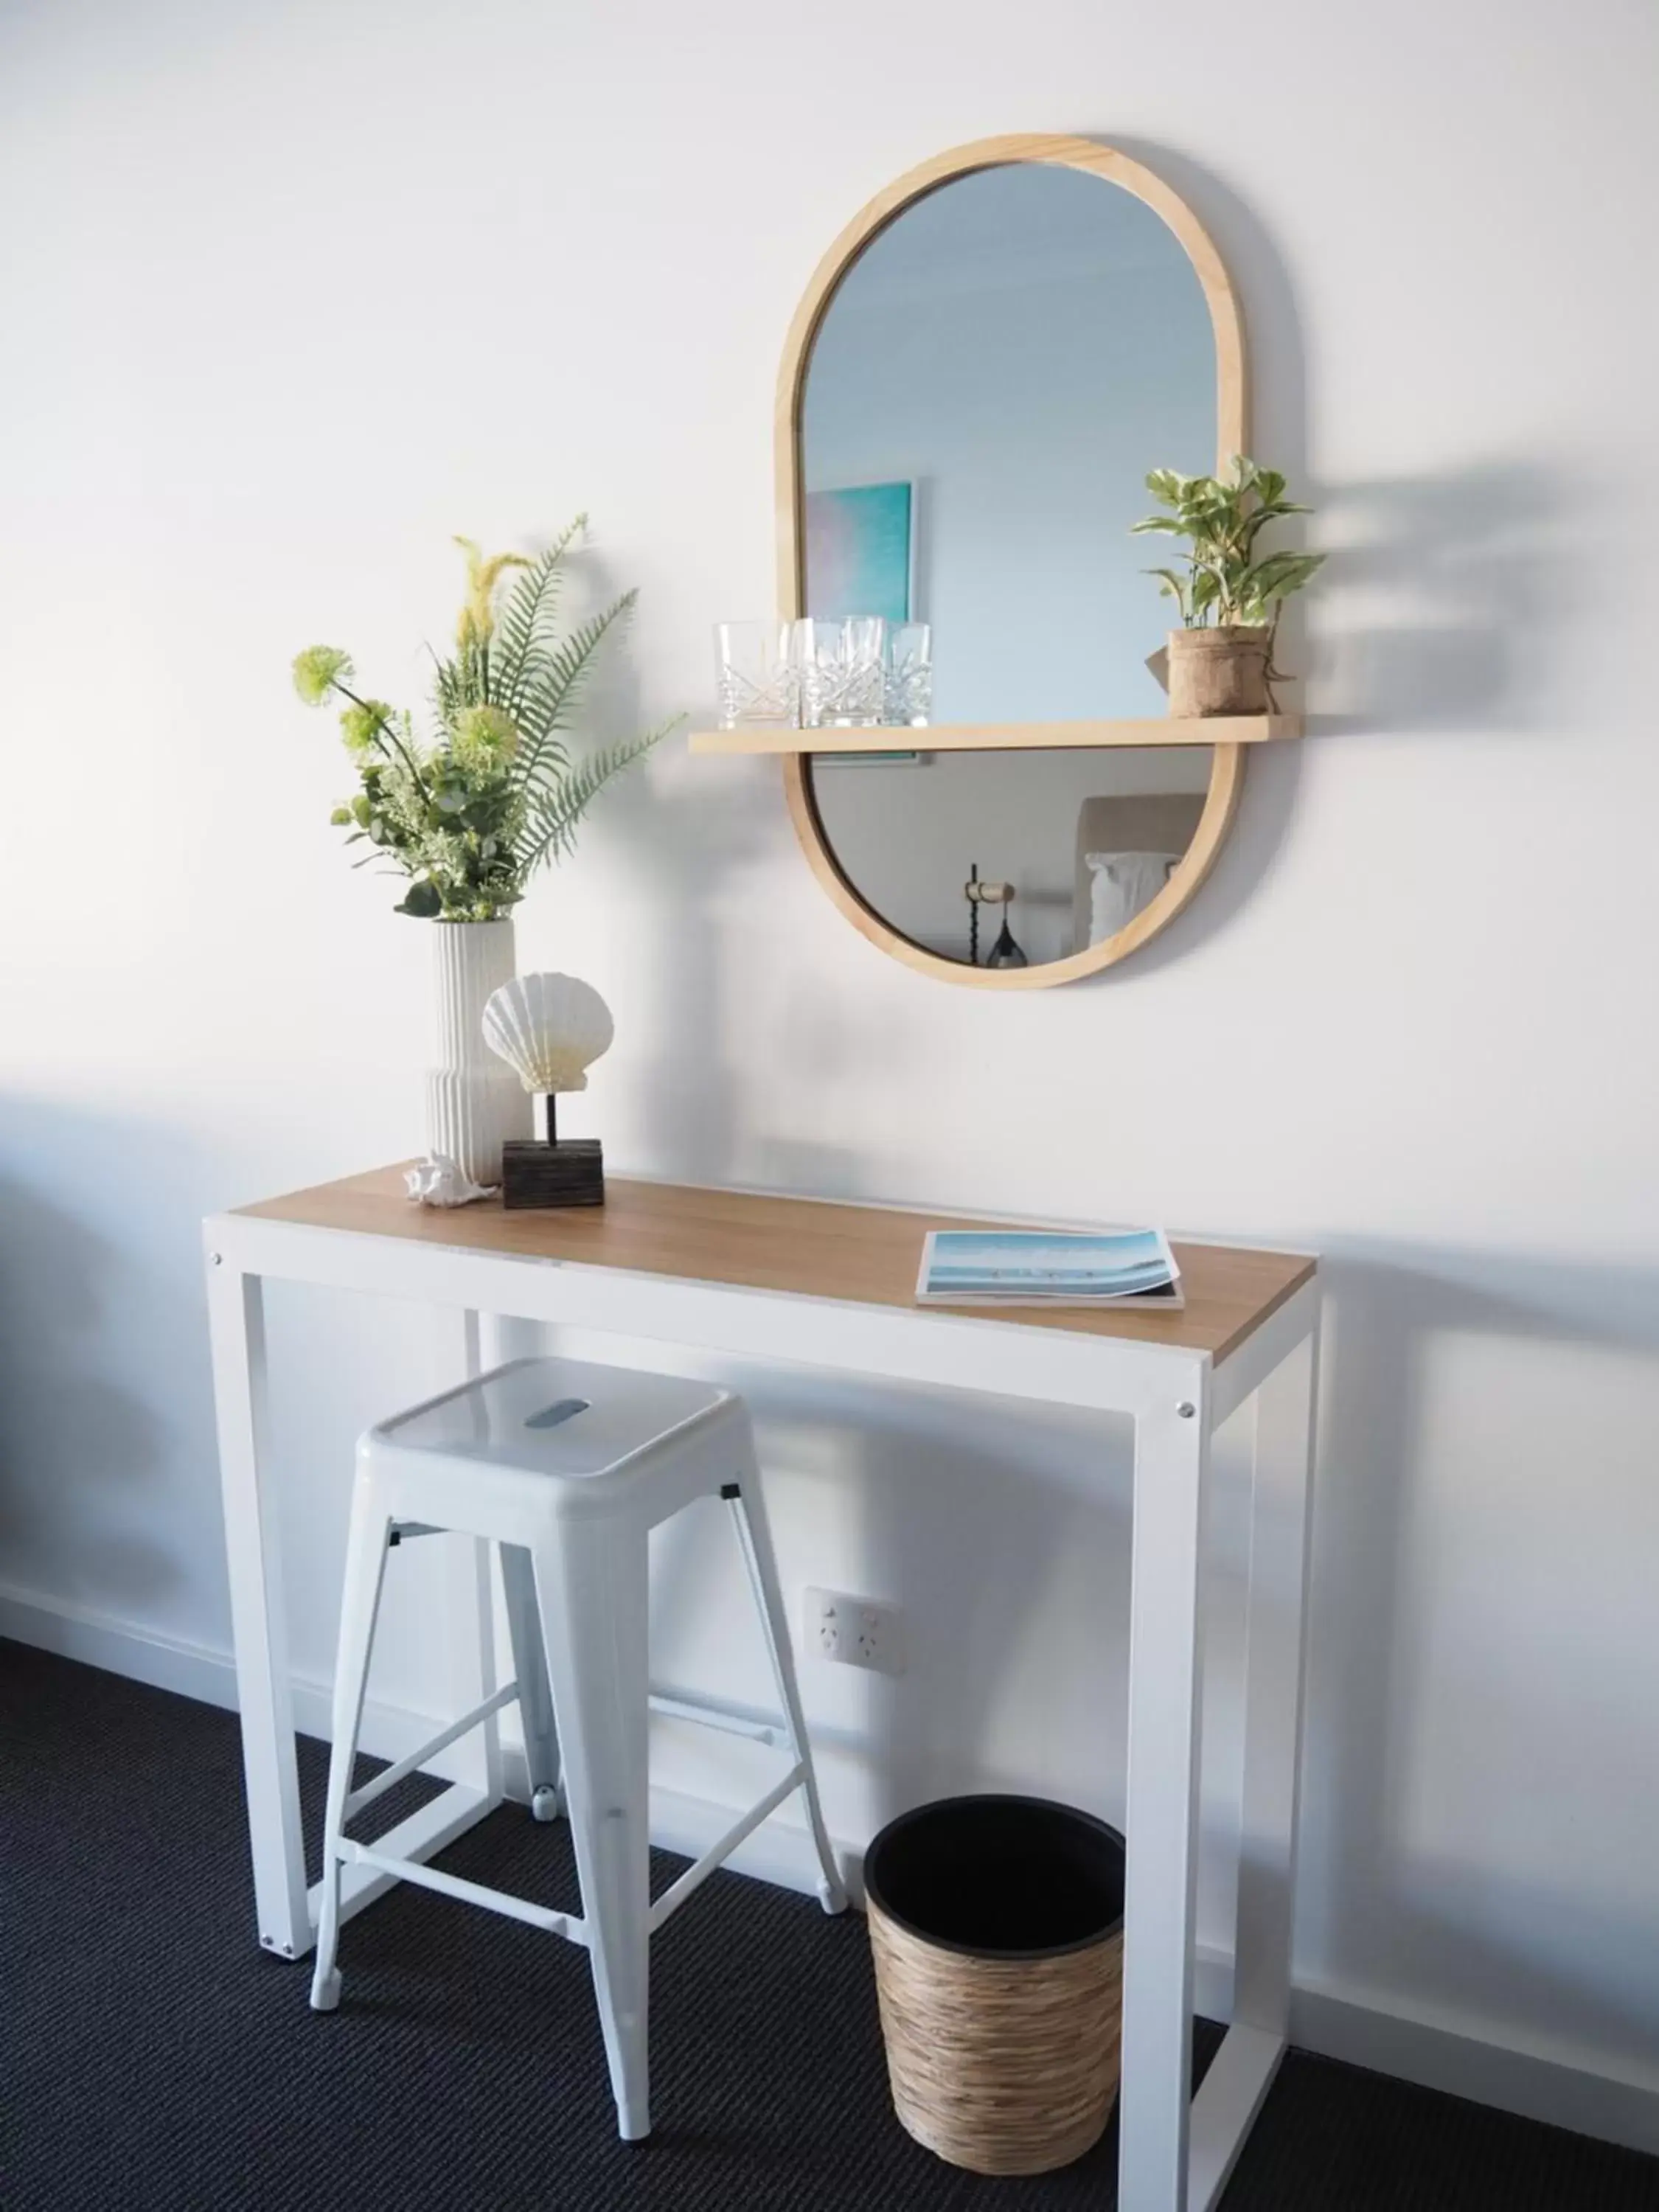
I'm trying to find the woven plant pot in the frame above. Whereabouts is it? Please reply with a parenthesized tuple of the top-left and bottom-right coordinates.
(864, 1796, 1125, 2177)
(1167, 625, 1272, 716)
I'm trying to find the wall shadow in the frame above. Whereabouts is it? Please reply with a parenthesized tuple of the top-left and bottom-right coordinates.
(790, 1380, 1134, 1833)
(1309, 459, 1587, 738)
(1307, 1239, 1659, 2064)
(554, 543, 772, 1188)
(0, 1099, 236, 1624)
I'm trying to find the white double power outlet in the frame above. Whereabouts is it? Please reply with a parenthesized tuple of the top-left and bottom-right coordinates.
(804, 1587, 901, 1674)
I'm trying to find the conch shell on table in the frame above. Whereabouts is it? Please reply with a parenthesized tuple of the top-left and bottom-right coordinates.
(405, 1155, 495, 1208)
(481, 973, 614, 1095)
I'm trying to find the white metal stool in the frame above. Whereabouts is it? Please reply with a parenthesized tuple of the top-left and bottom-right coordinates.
(308, 1354, 846, 2140)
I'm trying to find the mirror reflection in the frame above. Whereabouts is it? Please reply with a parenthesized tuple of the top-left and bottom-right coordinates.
(798, 159, 1220, 972)
(801, 161, 1216, 725)
(808, 745, 1211, 969)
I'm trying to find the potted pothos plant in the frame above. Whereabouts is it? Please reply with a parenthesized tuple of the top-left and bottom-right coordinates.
(291, 521, 675, 1189)
(1131, 457, 1324, 717)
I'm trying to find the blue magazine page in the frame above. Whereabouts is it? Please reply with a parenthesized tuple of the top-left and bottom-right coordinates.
(915, 1228, 1183, 1307)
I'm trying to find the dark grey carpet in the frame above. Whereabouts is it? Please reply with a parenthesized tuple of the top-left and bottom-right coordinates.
(2, 1641, 1655, 2210)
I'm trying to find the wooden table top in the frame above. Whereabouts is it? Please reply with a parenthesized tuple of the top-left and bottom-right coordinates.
(237, 1166, 1315, 1364)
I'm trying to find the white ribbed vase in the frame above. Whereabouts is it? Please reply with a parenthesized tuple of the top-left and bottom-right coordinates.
(425, 920, 532, 1186)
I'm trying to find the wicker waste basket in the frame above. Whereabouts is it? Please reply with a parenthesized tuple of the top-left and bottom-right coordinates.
(863, 1795, 1126, 2177)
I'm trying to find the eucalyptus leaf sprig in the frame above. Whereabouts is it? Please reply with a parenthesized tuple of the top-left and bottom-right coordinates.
(292, 519, 676, 920)
(1132, 456, 1324, 630)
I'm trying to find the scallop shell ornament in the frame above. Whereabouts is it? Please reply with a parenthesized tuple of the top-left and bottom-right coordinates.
(481, 973, 615, 1095)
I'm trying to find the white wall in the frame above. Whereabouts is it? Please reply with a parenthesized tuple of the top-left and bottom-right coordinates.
(4, 0, 1658, 2148)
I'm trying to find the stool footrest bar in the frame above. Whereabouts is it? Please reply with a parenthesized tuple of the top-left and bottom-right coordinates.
(344, 1681, 519, 1820)
(340, 1839, 588, 1944)
(648, 1690, 790, 1747)
(648, 1762, 807, 1934)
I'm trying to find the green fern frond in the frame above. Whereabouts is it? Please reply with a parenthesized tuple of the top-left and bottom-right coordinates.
(432, 655, 465, 728)
(432, 632, 492, 729)
(491, 565, 560, 714)
(492, 515, 588, 714)
(538, 590, 637, 720)
(517, 717, 676, 877)
(509, 590, 638, 796)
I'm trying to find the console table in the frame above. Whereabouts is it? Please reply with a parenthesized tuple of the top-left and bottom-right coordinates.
(205, 1166, 1318, 2212)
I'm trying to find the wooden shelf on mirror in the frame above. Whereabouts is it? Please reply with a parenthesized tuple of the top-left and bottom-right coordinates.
(688, 714, 1302, 757)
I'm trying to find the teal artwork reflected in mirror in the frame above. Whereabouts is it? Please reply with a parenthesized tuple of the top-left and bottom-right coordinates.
(803, 481, 914, 624)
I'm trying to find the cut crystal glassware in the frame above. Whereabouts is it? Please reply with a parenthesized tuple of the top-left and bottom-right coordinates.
(799, 616, 887, 728)
(884, 622, 933, 727)
(714, 621, 800, 729)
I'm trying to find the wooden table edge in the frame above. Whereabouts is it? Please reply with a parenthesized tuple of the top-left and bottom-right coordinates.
(229, 1164, 1317, 1366)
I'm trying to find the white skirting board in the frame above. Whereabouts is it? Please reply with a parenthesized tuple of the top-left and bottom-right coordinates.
(4, 1579, 1657, 2162)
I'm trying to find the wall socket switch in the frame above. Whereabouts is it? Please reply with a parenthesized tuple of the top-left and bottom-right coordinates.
(804, 1586, 902, 1674)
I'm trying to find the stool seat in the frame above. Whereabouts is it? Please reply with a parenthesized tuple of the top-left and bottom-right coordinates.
(307, 1353, 846, 2143)
(375, 1356, 732, 1482)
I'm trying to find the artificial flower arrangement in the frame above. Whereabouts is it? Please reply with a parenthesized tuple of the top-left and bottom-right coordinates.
(293, 518, 672, 919)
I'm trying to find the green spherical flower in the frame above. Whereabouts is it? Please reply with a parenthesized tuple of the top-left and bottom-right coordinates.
(452, 703, 521, 765)
(292, 645, 354, 705)
(339, 699, 392, 754)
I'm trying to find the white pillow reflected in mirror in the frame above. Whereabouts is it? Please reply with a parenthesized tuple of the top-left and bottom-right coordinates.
(1086, 851, 1180, 946)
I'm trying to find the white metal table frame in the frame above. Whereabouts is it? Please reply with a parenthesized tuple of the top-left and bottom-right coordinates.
(204, 1200, 1318, 2212)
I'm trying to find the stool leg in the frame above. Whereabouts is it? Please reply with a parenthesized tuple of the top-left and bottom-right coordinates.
(500, 1542, 562, 1821)
(532, 1523, 652, 2140)
(725, 1461, 849, 1916)
(310, 1475, 393, 2011)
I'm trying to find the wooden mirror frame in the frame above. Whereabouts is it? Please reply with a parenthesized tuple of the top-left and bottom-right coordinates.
(777, 133, 1248, 989)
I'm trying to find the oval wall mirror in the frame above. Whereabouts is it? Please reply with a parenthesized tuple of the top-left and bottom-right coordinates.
(776, 136, 1247, 987)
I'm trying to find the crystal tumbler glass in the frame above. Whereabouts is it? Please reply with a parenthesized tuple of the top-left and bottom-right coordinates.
(799, 616, 887, 728)
(884, 622, 933, 726)
(714, 621, 799, 729)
